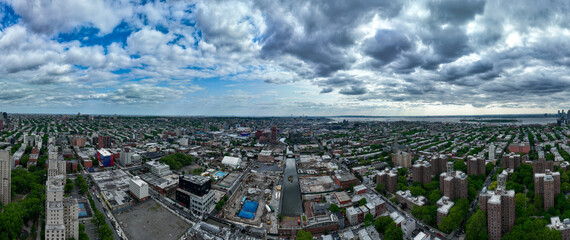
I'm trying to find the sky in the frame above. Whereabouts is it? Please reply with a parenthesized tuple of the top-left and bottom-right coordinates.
(0, 0, 569, 116)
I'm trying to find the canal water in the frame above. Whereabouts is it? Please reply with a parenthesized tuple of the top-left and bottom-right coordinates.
(280, 157, 303, 216)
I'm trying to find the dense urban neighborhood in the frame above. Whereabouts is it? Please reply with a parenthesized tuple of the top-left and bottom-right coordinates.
(1, 113, 570, 240)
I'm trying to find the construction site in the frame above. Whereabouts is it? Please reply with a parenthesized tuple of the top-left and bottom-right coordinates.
(218, 172, 279, 227)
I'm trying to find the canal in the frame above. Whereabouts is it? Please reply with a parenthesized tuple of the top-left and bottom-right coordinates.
(280, 157, 303, 216)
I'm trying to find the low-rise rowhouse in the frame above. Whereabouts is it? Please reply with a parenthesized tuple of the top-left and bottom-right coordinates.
(396, 190, 426, 209)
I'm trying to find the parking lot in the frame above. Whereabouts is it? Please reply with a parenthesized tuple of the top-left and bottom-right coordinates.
(115, 200, 191, 240)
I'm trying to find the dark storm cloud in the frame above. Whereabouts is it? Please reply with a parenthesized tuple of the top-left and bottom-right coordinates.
(363, 29, 413, 66)
(427, 0, 486, 25)
(439, 60, 494, 82)
(320, 87, 334, 94)
(259, 0, 404, 77)
(339, 86, 367, 95)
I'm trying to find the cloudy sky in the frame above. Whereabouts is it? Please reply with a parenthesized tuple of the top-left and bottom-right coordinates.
(0, 0, 568, 116)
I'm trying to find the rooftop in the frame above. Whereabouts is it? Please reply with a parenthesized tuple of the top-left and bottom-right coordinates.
(181, 175, 210, 185)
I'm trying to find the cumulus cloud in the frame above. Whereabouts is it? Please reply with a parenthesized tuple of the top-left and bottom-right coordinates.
(0, 0, 570, 115)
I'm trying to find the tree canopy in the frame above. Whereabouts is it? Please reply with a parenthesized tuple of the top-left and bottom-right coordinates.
(159, 153, 195, 170)
(465, 210, 487, 240)
(296, 230, 313, 240)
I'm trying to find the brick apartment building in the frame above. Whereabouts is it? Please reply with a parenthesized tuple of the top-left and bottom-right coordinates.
(439, 162, 468, 200)
(376, 168, 398, 193)
(479, 174, 515, 240)
(467, 156, 486, 175)
(535, 170, 561, 210)
(412, 160, 431, 185)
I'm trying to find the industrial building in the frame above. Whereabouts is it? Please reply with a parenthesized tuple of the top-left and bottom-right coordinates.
(91, 170, 134, 212)
(221, 156, 242, 168)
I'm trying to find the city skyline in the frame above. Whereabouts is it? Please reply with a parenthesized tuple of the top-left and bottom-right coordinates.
(1, 0, 570, 116)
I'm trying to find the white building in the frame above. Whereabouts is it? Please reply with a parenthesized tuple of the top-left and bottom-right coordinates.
(401, 218, 416, 238)
(489, 143, 496, 161)
(45, 175, 78, 240)
(48, 151, 66, 177)
(179, 138, 189, 146)
(0, 150, 11, 206)
(346, 206, 362, 225)
(146, 161, 172, 177)
(129, 176, 149, 201)
(120, 147, 133, 166)
(221, 156, 242, 168)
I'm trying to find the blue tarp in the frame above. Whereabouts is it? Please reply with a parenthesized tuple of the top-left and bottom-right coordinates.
(242, 201, 258, 213)
(238, 211, 255, 219)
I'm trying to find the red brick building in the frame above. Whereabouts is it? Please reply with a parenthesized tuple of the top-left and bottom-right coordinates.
(535, 170, 561, 210)
(467, 156, 486, 175)
(334, 173, 359, 189)
(508, 142, 530, 154)
(376, 168, 398, 193)
(533, 160, 554, 175)
(412, 160, 431, 185)
(479, 174, 515, 240)
(502, 153, 521, 169)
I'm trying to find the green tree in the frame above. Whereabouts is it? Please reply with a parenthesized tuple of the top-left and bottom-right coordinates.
(364, 213, 374, 226)
(376, 183, 386, 193)
(296, 230, 313, 240)
(359, 198, 367, 206)
(428, 190, 442, 204)
(410, 186, 426, 197)
(374, 216, 394, 234)
(385, 223, 404, 240)
(329, 204, 340, 213)
(515, 193, 528, 218)
(485, 162, 494, 175)
(535, 194, 543, 210)
(454, 159, 467, 172)
(502, 218, 560, 240)
(439, 199, 469, 233)
(465, 210, 487, 240)
(65, 179, 74, 193)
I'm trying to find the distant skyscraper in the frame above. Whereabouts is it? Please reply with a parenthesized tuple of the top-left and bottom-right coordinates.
(0, 150, 11, 206)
